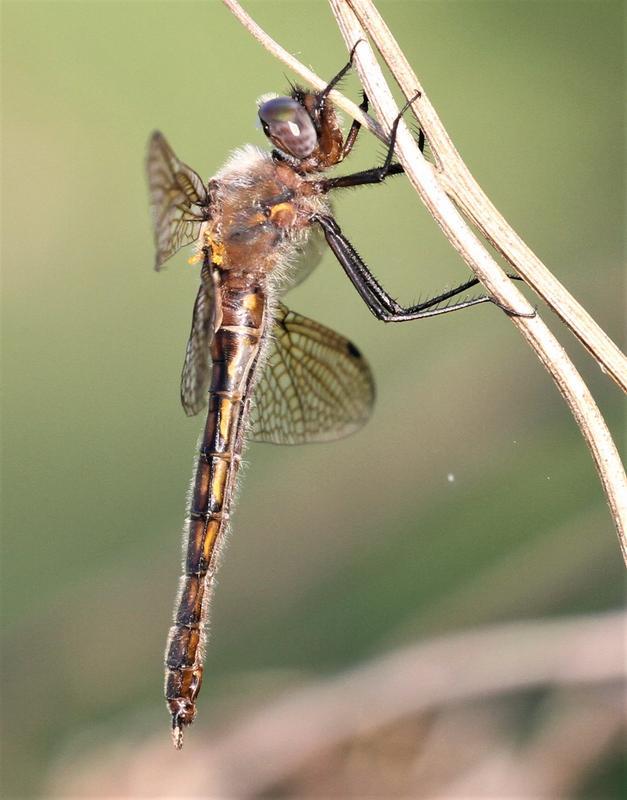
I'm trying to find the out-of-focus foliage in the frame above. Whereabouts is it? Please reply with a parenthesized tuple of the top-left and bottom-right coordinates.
(1, 1, 623, 797)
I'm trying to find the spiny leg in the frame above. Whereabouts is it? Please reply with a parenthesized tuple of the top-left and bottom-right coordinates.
(315, 40, 364, 117)
(313, 213, 532, 321)
(315, 43, 371, 159)
(341, 91, 369, 161)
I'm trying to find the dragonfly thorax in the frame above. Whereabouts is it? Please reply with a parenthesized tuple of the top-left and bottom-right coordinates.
(204, 146, 329, 276)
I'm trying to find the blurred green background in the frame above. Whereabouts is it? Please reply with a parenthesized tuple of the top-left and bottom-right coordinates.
(2, 1, 623, 797)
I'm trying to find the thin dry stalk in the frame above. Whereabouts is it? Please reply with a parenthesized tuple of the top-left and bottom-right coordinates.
(45, 612, 626, 798)
(222, 0, 627, 561)
(205, 611, 625, 797)
(346, 0, 627, 394)
(222, 0, 380, 139)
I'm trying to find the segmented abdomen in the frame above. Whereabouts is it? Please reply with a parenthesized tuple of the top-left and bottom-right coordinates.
(165, 279, 266, 748)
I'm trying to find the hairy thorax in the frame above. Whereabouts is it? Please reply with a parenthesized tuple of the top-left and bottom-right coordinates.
(198, 145, 329, 278)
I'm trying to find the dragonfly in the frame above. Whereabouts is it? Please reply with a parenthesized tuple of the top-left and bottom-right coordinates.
(146, 48, 516, 749)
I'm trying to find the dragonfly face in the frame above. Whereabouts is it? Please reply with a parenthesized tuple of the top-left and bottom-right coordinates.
(147, 51, 505, 749)
(257, 96, 319, 158)
(257, 88, 345, 168)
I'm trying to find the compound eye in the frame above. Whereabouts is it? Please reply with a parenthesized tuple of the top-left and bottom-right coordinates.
(258, 97, 317, 159)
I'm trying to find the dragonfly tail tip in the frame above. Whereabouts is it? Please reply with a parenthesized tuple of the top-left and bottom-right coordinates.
(172, 724, 184, 750)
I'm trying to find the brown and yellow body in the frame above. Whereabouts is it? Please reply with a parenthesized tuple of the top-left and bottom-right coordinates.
(149, 56, 512, 753)
(164, 146, 329, 746)
(165, 277, 266, 745)
(148, 70, 378, 748)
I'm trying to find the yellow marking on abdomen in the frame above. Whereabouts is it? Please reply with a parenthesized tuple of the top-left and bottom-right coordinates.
(243, 293, 263, 313)
(219, 396, 238, 443)
(220, 325, 261, 336)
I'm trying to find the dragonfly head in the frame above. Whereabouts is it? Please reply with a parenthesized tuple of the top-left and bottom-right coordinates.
(258, 95, 318, 160)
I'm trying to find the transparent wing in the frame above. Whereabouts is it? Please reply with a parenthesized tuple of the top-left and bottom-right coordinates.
(180, 265, 217, 417)
(250, 303, 375, 444)
(274, 225, 326, 295)
(146, 131, 210, 270)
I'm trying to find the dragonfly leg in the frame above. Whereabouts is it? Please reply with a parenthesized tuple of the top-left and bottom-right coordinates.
(313, 213, 533, 321)
(315, 43, 369, 159)
(341, 91, 369, 161)
(317, 92, 424, 192)
(315, 40, 365, 116)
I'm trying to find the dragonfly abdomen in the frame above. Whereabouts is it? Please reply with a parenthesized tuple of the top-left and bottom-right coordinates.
(165, 279, 267, 748)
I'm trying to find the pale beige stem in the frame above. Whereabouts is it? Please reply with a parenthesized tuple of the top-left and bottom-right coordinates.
(221, 0, 383, 139)
(330, 0, 626, 560)
(222, 0, 627, 560)
(204, 611, 627, 797)
(346, 0, 627, 394)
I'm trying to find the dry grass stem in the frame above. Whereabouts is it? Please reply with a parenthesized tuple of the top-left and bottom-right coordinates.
(342, 0, 627, 393)
(222, 0, 383, 140)
(222, 0, 627, 561)
(206, 611, 625, 797)
(47, 611, 625, 797)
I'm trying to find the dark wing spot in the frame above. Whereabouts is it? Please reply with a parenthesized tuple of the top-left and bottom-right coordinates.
(346, 342, 361, 359)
